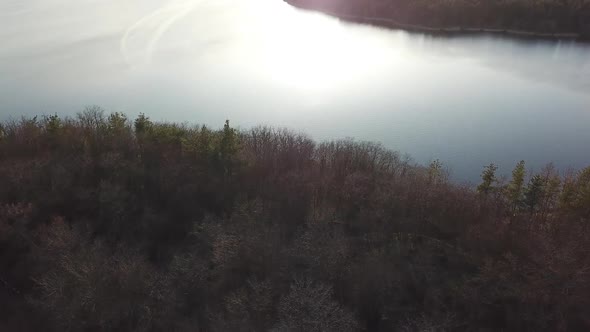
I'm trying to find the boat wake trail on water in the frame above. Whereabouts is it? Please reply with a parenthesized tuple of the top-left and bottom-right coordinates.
(120, 0, 202, 67)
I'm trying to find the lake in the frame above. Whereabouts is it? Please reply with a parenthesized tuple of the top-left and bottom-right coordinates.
(1, 0, 590, 182)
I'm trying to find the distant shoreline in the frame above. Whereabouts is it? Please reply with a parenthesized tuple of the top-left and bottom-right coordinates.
(285, 0, 586, 41)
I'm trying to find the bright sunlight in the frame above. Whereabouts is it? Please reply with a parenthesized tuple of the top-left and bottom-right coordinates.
(253, 1, 394, 92)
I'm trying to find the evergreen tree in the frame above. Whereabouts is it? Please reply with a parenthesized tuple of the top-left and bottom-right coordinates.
(107, 112, 129, 134)
(539, 163, 561, 216)
(428, 159, 444, 185)
(506, 160, 526, 209)
(572, 167, 590, 216)
(477, 163, 498, 195)
(219, 120, 239, 177)
(560, 171, 577, 211)
(45, 114, 62, 136)
(524, 174, 545, 214)
(134, 113, 153, 135)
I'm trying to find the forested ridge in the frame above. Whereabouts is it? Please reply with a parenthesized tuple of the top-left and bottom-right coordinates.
(286, 0, 590, 38)
(1, 109, 589, 331)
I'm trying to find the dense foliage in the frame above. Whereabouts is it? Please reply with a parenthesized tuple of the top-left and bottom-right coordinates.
(288, 0, 590, 37)
(1, 109, 589, 331)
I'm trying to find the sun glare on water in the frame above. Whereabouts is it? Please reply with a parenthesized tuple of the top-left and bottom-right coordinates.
(252, 2, 393, 92)
(118, 0, 396, 94)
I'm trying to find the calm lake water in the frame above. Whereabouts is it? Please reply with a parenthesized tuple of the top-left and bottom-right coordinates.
(1, 0, 590, 181)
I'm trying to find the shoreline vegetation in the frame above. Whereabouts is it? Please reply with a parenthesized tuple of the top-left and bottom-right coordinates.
(1, 110, 590, 331)
(285, 0, 590, 40)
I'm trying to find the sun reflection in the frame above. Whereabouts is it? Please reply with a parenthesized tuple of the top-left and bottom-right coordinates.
(255, 2, 393, 92)
(117, 0, 399, 93)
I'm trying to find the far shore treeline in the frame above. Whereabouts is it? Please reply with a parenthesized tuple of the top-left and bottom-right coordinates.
(1, 109, 589, 331)
(286, 0, 590, 39)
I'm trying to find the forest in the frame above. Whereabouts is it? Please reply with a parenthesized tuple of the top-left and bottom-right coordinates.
(287, 0, 590, 38)
(1, 109, 589, 331)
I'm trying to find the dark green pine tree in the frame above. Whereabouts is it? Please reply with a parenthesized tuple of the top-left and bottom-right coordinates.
(524, 174, 545, 214)
(477, 163, 498, 195)
(506, 160, 526, 210)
